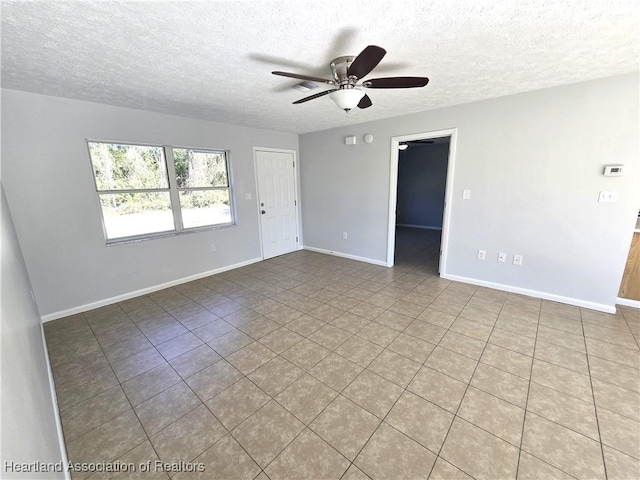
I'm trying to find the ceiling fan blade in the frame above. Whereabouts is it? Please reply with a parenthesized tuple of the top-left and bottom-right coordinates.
(272, 71, 335, 84)
(357, 94, 372, 109)
(363, 76, 430, 88)
(293, 89, 338, 104)
(347, 45, 386, 79)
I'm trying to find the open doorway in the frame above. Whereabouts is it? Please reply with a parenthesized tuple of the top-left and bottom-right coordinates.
(387, 129, 457, 275)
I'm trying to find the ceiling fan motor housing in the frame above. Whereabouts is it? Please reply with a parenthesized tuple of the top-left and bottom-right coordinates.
(330, 56, 357, 86)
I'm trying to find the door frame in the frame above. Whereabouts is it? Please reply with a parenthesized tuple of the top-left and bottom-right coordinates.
(387, 128, 458, 274)
(253, 147, 302, 260)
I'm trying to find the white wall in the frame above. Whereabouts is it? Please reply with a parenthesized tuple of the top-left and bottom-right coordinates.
(1, 89, 298, 318)
(300, 73, 639, 310)
(1, 187, 66, 478)
(397, 143, 449, 228)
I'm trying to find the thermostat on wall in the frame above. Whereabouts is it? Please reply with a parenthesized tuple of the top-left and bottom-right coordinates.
(603, 165, 624, 176)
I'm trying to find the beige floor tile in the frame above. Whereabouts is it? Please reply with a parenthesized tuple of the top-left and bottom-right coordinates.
(467, 295, 505, 313)
(341, 465, 372, 480)
(150, 404, 226, 463)
(531, 360, 593, 403)
(583, 323, 638, 349)
(309, 303, 345, 322)
(458, 387, 525, 446)
(122, 363, 181, 406)
(343, 370, 403, 418)
(90, 440, 168, 480)
(592, 378, 640, 421)
(265, 429, 349, 480)
(471, 363, 529, 407)
(330, 312, 370, 334)
(144, 321, 189, 346)
(275, 373, 338, 424)
(416, 308, 457, 329)
(205, 378, 270, 430)
(281, 338, 331, 370)
(425, 346, 478, 383)
(184, 360, 243, 401)
(226, 341, 276, 374)
(222, 307, 261, 327)
(480, 343, 532, 379)
(264, 305, 304, 324)
(589, 355, 640, 393)
(597, 407, 640, 458)
(387, 333, 434, 363)
(527, 382, 599, 440)
(404, 320, 447, 344)
(111, 347, 166, 383)
(56, 365, 119, 412)
(232, 400, 305, 468)
(440, 418, 519, 480)
(408, 366, 467, 413)
(388, 300, 425, 318)
(534, 340, 589, 375)
(134, 381, 201, 435)
(585, 337, 640, 370)
(169, 344, 221, 379)
(178, 309, 218, 331)
(101, 334, 153, 364)
(247, 356, 304, 396)
(603, 445, 640, 480)
(207, 329, 253, 357)
(176, 434, 260, 480)
(335, 336, 383, 367)
(429, 457, 473, 479)
(459, 305, 500, 325)
(60, 386, 130, 442)
(538, 312, 583, 335)
(191, 319, 236, 343)
(494, 315, 537, 338)
(439, 330, 486, 361)
(521, 412, 606, 479)
(385, 391, 453, 452)
(309, 324, 352, 350)
(516, 451, 574, 480)
(66, 410, 147, 465)
(450, 317, 494, 342)
(367, 350, 421, 387)
(349, 302, 386, 321)
(488, 328, 535, 356)
(536, 325, 586, 353)
(310, 395, 380, 460)
(258, 327, 303, 354)
(356, 322, 399, 347)
(309, 353, 363, 391)
(355, 423, 436, 479)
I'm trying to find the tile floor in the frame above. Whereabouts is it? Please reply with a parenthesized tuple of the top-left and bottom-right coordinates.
(45, 228, 640, 479)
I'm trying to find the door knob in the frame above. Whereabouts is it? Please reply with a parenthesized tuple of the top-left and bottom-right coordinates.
(261, 210, 266, 214)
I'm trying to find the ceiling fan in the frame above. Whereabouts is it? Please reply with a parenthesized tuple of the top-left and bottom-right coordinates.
(272, 45, 429, 112)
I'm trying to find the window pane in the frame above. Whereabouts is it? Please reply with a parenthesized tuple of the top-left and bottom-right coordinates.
(173, 148, 228, 188)
(179, 189, 231, 229)
(99, 192, 174, 240)
(88, 142, 168, 191)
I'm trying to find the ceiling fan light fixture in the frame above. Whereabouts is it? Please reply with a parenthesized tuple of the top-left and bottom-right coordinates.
(330, 88, 365, 112)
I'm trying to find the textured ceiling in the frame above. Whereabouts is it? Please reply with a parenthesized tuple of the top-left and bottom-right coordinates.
(1, 0, 638, 134)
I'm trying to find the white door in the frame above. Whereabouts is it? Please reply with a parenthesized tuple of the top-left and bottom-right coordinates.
(255, 149, 299, 259)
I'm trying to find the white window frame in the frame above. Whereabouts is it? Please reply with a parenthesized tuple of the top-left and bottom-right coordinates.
(87, 140, 237, 245)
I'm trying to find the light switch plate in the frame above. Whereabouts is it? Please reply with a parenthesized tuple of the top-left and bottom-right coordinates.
(463, 190, 471, 200)
(598, 191, 616, 203)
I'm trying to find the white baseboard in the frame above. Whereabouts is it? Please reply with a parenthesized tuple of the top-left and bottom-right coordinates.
(397, 224, 442, 231)
(442, 273, 616, 314)
(617, 297, 640, 309)
(303, 246, 388, 267)
(40, 326, 71, 478)
(41, 257, 263, 322)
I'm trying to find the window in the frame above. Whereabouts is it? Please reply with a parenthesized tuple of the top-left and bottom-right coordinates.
(87, 141, 234, 243)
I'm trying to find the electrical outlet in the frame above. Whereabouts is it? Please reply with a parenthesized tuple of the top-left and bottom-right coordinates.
(498, 252, 506, 263)
(342, 232, 348, 240)
(513, 254, 523, 266)
(478, 249, 486, 260)
(210, 244, 216, 252)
